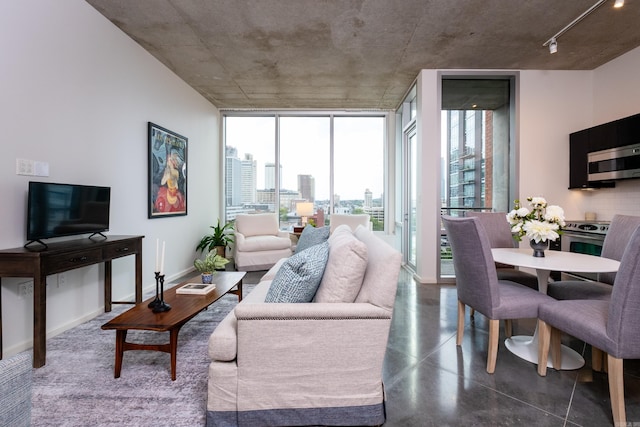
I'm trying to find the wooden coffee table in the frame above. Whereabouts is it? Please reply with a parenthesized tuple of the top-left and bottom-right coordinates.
(101, 271, 245, 380)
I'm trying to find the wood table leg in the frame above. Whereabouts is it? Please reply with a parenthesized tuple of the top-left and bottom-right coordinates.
(135, 251, 142, 303)
(0, 277, 3, 360)
(229, 278, 243, 302)
(105, 260, 112, 312)
(33, 270, 47, 368)
(170, 328, 180, 381)
(114, 329, 127, 378)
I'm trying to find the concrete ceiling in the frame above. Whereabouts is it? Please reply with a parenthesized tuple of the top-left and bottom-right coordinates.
(85, 0, 640, 110)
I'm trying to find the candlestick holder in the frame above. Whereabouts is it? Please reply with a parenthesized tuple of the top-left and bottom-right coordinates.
(152, 274, 171, 313)
(148, 271, 162, 309)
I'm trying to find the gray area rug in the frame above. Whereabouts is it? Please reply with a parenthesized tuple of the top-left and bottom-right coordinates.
(29, 273, 262, 426)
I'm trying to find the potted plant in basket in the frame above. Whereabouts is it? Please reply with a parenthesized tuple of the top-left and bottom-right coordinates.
(196, 219, 234, 257)
(194, 251, 230, 284)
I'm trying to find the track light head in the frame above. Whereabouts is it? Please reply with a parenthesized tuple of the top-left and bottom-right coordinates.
(549, 38, 558, 54)
(614, 0, 624, 8)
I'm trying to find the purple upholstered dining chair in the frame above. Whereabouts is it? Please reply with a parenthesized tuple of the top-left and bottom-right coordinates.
(547, 214, 640, 301)
(467, 211, 539, 290)
(537, 226, 640, 427)
(442, 216, 555, 373)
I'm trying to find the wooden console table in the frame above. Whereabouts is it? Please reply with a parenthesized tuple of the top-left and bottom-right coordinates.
(0, 235, 144, 368)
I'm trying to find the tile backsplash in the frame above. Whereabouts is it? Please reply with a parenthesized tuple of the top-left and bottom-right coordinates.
(583, 180, 640, 221)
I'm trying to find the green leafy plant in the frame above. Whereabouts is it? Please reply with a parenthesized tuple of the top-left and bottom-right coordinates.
(194, 251, 229, 274)
(196, 219, 235, 254)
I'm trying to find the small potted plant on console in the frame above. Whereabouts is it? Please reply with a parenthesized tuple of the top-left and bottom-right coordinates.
(194, 251, 229, 284)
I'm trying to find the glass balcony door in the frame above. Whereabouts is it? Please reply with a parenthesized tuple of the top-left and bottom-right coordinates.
(404, 125, 418, 270)
(440, 78, 514, 278)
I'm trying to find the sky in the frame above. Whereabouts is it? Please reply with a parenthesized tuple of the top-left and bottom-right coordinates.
(225, 115, 385, 201)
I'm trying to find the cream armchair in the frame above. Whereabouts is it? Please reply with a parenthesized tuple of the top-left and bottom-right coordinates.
(233, 213, 292, 271)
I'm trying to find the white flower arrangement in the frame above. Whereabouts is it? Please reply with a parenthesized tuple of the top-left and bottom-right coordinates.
(506, 196, 566, 243)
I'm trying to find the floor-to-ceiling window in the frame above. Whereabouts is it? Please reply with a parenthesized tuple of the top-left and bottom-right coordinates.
(398, 85, 417, 269)
(279, 116, 330, 229)
(440, 78, 515, 278)
(224, 116, 275, 221)
(223, 113, 387, 231)
(334, 117, 385, 231)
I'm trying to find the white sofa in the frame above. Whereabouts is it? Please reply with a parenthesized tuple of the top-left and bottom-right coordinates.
(233, 213, 293, 272)
(206, 224, 402, 427)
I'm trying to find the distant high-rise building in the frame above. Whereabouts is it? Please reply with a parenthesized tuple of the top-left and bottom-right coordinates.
(364, 205, 385, 225)
(364, 188, 372, 208)
(298, 174, 315, 202)
(241, 153, 257, 204)
(265, 162, 282, 190)
(445, 110, 485, 209)
(225, 147, 242, 206)
(256, 189, 299, 211)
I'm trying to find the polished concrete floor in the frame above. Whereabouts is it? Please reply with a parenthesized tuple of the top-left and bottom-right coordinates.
(381, 268, 640, 427)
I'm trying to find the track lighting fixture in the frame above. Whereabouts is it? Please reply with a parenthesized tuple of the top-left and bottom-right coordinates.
(543, 0, 612, 54)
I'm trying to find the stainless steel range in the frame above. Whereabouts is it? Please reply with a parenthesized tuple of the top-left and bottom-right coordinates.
(559, 220, 610, 280)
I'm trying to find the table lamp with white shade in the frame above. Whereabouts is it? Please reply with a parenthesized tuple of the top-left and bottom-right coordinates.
(296, 202, 314, 226)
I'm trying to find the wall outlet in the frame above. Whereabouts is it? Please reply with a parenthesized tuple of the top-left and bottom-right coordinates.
(18, 280, 34, 298)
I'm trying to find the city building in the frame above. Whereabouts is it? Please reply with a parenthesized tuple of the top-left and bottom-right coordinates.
(297, 174, 315, 202)
(240, 153, 257, 205)
(264, 162, 282, 190)
(225, 146, 242, 207)
(364, 188, 373, 208)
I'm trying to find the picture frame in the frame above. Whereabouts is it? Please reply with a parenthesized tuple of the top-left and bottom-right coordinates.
(148, 122, 188, 218)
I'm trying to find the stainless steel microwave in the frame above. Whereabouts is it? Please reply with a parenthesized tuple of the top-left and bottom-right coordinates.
(587, 143, 640, 182)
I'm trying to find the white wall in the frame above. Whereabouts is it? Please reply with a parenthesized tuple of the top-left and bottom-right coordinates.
(518, 70, 594, 220)
(414, 70, 440, 284)
(0, 0, 220, 356)
(593, 46, 640, 123)
(581, 46, 640, 220)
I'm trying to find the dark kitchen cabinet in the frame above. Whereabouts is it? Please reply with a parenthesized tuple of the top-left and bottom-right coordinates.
(569, 129, 591, 189)
(568, 128, 616, 189)
(568, 112, 640, 189)
(617, 113, 640, 147)
(588, 121, 618, 153)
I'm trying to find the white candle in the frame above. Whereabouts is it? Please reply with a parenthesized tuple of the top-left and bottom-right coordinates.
(160, 241, 166, 275)
(155, 239, 159, 272)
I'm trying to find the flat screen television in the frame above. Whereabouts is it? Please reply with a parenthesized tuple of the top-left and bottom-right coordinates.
(26, 181, 111, 248)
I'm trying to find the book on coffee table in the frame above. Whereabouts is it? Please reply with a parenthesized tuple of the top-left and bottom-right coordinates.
(176, 282, 216, 295)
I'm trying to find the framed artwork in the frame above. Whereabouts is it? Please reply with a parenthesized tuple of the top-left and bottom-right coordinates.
(148, 122, 188, 218)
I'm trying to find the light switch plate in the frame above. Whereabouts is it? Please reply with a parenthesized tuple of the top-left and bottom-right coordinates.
(16, 158, 34, 175)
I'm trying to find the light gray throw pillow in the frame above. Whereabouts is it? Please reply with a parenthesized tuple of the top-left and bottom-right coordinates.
(295, 225, 329, 253)
(265, 241, 329, 303)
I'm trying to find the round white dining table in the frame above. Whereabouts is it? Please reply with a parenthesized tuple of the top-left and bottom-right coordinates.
(491, 248, 620, 370)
